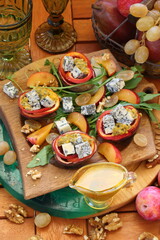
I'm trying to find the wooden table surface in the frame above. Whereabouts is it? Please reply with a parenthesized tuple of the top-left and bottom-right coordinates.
(0, 0, 160, 239)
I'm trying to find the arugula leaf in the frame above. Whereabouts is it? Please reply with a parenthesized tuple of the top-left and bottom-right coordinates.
(27, 145, 54, 168)
(139, 93, 160, 102)
(125, 75, 142, 89)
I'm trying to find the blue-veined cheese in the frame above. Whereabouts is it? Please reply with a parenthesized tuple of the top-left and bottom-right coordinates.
(30, 101, 41, 110)
(75, 141, 92, 159)
(62, 142, 75, 156)
(111, 104, 134, 125)
(81, 104, 96, 115)
(103, 114, 115, 134)
(63, 56, 74, 72)
(3, 81, 19, 98)
(72, 134, 84, 145)
(55, 117, 72, 134)
(40, 96, 55, 108)
(71, 66, 82, 78)
(26, 89, 40, 103)
(62, 97, 74, 113)
(106, 78, 125, 93)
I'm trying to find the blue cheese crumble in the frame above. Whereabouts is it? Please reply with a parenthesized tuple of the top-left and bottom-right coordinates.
(40, 96, 55, 108)
(103, 114, 115, 134)
(63, 56, 74, 72)
(81, 104, 96, 115)
(111, 104, 135, 125)
(55, 117, 72, 134)
(3, 81, 19, 98)
(106, 78, 125, 93)
(62, 97, 74, 113)
(75, 141, 92, 159)
(62, 142, 75, 156)
(71, 66, 82, 79)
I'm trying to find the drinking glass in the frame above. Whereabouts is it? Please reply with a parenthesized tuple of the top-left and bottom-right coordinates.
(35, 0, 77, 53)
(0, 0, 32, 80)
(69, 162, 136, 210)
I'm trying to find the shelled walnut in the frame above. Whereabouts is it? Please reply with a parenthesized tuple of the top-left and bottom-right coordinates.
(63, 224, 83, 235)
(88, 213, 122, 240)
(4, 204, 27, 224)
(27, 236, 44, 240)
(138, 232, 159, 240)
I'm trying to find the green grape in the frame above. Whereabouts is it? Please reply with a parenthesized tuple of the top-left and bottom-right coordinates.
(154, 0, 160, 11)
(3, 150, 17, 165)
(34, 213, 51, 228)
(130, 3, 148, 18)
(146, 26, 160, 41)
(124, 39, 140, 55)
(0, 141, 10, 155)
(116, 70, 135, 81)
(136, 16, 154, 32)
(147, 9, 160, 21)
(134, 46, 149, 64)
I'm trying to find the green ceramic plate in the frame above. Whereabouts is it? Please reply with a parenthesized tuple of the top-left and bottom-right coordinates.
(0, 120, 101, 218)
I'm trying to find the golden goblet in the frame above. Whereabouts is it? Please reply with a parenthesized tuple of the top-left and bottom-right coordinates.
(35, 0, 77, 53)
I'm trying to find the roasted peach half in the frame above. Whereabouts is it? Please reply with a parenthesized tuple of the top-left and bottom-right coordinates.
(96, 105, 141, 141)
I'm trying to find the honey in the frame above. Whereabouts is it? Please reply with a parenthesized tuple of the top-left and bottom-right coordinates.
(75, 164, 125, 191)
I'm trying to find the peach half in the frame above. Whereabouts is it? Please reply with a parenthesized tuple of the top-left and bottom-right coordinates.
(98, 142, 122, 164)
(87, 85, 106, 105)
(67, 112, 89, 133)
(27, 71, 58, 88)
(113, 89, 140, 104)
(27, 123, 53, 146)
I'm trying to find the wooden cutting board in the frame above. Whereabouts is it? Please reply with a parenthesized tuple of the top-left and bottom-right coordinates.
(0, 50, 157, 200)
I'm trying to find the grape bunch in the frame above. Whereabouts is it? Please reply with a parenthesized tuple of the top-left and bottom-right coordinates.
(124, 1, 160, 64)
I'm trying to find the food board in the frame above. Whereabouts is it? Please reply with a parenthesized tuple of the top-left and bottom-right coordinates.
(0, 50, 159, 212)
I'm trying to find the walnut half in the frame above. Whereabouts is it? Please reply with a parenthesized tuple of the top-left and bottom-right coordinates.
(63, 224, 83, 235)
(138, 232, 159, 240)
(4, 204, 27, 224)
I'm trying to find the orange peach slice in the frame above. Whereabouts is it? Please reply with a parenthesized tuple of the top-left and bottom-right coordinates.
(67, 112, 89, 133)
(98, 142, 122, 163)
(113, 89, 140, 104)
(87, 86, 106, 105)
(27, 123, 54, 145)
(27, 71, 58, 87)
(101, 59, 117, 76)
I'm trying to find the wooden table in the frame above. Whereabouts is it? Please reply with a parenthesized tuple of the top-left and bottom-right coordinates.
(0, 1, 160, 239)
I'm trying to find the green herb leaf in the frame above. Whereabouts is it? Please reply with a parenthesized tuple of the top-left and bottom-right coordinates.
(139, 93, 160, 102)
(125, 75, 142, 89)
(27, 145, 54, 168)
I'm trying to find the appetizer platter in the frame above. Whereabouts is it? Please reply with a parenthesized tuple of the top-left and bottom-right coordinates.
(0, 49, 160, 218)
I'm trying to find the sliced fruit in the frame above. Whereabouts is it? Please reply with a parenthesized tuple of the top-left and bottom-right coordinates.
(101, 59, 117, 76)
(27, 71, 58, 87)
(87, 85, 106, 105)
(98, 142, 122, 163)
(27, 123, 54, 145)
(113, 89, 140, 104)
(67, 112, 89, 133)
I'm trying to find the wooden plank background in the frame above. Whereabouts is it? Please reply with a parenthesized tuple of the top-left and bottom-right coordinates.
(0, 0, 160, 239)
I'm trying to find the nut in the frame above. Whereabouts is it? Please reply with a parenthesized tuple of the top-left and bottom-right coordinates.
(89, 227, 106, 240)
(63, 224, 83, 235)
(4, 204, 27, 224)
(88, 213, 122, 240)
(27, 169, 42, 180)
(138, 232, 159, 240)
(30, 144, 40, 153)
(21, 124, 35, 134)
(146, 155, 160, 169)
(102, 213, 122, 231)
(27, 236, 44, 240)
